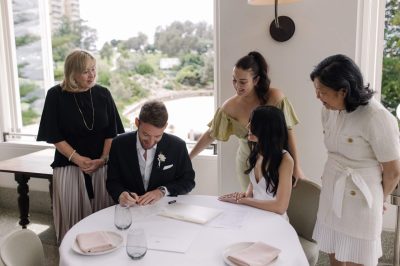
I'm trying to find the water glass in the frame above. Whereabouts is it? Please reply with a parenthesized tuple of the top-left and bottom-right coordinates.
(126, 228, 147, 260)
(114, 204, 132, 230)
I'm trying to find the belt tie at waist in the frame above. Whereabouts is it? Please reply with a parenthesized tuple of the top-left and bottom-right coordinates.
(332, 167, 373, 218)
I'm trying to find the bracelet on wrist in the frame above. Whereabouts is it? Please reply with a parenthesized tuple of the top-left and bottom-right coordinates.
(101, 155, 109, 165)
(68, 150, 76, 161)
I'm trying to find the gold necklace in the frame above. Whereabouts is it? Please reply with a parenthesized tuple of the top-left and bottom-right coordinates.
(73, 88, 94, 130)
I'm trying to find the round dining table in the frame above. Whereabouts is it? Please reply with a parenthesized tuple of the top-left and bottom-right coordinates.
(59, 195, 308, 266)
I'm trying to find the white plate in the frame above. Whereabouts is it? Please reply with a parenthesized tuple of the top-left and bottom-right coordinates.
(72, 231, 123, 256)
(222, 242, 254, 266)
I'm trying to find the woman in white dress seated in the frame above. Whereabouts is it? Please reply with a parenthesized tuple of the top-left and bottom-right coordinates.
(218, 105, 294, 216)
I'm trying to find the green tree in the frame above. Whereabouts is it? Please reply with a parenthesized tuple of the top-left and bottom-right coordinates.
(381, 57, 400, 114)
(124, 32, 148, 51)
(176, 65, 202, 86)
(154, 21, 213, 57)
(15, 34, 40, 47)
(51, 17, 98, 63)
(200, 52, 214, 85)
(136, 62, 154, 75)
(19, 81, 38, 97)
(384, 0, 400, 57)
(382, 0, 400, 116)
(100, 42, 113, 62)
(181, 53, 204, 67)
(22, 109, 39, 125)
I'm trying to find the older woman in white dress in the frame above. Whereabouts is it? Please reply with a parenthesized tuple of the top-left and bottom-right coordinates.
(310, 54, 400, 266)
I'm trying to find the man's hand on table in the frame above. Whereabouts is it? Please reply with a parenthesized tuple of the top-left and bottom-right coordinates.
(136, 189, 164, 205)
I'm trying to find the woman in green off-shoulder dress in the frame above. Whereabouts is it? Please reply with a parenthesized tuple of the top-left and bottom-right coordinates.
(190, 51, 303, 189)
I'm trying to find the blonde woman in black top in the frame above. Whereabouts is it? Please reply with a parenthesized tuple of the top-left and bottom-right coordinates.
(37, 49, 124, 241)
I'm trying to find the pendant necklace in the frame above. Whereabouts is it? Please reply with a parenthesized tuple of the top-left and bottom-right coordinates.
(73, 88, 94, 130)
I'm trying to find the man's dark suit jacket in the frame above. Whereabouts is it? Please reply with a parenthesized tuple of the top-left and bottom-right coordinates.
(106, 131, 195, 203)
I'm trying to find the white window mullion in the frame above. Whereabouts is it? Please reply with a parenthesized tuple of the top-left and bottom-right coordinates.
(0, 0, 22, 137)
(355, 0, 386, 99)
(38, 0, 55, 91)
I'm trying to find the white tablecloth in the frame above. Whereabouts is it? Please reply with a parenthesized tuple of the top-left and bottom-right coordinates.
(59, 195, 308, 266)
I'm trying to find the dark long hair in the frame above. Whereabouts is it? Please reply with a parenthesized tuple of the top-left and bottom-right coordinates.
(245, 106, 289, 196)
(310, 54, 374, 112)
(235, 51, 271, 105)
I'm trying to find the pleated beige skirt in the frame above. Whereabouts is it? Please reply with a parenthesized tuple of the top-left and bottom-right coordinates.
(52, 165, 114, 242)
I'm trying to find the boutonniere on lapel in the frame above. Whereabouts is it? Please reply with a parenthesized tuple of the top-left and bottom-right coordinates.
(157, 152, 166, 168)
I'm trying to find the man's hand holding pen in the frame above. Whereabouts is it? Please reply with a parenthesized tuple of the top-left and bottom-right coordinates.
(119, 191, 139, 206)
(119, 190, 167, 206)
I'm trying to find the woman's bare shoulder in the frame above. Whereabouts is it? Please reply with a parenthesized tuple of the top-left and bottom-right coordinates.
(267, 88, 285, 105)
(281, 152, 294, 167)
(220, 95, 239, 114)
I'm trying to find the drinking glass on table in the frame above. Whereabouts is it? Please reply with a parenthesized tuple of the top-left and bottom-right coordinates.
(114, 204, 132, 230)
(126, 228, 147, 260)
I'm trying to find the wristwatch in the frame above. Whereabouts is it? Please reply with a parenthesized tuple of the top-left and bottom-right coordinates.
(158, 186, 166, 197)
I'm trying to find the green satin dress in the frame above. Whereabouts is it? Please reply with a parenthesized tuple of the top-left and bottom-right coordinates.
(208, 97, 299, 190)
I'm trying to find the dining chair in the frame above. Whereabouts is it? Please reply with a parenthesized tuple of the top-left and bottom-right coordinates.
(0, 229, 45, 266)
(287, 179, 321, 266)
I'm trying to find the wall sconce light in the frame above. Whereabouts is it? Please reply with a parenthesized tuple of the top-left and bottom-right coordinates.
(248, 0, 300, 42)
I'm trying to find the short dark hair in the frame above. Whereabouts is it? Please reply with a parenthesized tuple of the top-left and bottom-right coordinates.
(139, 100, 168, 128)
(310, 54, 374, 112)
(235, 51, 271, 105)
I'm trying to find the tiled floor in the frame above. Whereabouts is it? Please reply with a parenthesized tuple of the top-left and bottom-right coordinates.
(0, 207, 396, 266)
(0, 208, 59, 266)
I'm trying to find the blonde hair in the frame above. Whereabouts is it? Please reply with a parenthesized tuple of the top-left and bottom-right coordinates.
(61, 49, 96, 92)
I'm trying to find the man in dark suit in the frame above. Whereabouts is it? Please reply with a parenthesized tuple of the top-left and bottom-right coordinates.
(106, 100, 195, 206)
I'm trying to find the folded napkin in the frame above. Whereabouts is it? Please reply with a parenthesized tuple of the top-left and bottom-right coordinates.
(76, 231, 116, 253)
(227, 242, 281, 266)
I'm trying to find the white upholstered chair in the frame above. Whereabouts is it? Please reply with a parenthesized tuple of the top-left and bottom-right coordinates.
(0, 229, 45, 266)
(287, 179, 321, 266)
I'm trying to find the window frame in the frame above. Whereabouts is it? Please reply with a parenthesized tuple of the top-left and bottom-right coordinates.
(355, 0, 386, 98)
(0, 0, 54, 139)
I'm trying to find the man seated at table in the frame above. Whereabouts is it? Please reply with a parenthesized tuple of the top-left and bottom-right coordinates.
(106, 100, 195, 206)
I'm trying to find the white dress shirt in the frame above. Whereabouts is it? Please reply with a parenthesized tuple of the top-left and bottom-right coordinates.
(136, 134, 156, 190)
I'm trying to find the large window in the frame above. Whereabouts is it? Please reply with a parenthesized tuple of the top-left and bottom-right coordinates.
(381, 0, 400, 119)
(5, 0, 214, 144)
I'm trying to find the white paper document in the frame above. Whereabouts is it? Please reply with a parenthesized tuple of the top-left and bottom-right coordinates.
(144, 217, 203, 253)
(208, 209, 249, 229)
(158, 202, 222, 224)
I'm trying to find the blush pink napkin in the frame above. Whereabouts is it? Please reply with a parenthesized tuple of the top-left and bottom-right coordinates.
(227, 242, 281, 266)
(76, 231, 115, 253)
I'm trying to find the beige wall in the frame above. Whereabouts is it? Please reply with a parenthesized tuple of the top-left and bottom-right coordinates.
(216, 0, 397, 230)
(217, 0, 358, 194)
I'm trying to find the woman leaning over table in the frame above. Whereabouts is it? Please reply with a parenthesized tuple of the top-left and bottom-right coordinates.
(311, 54, 400, 266)
(189, 51, 304, 189)
(37, 49, 124, 242)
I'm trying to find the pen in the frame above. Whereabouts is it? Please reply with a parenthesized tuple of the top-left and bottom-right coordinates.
(168, 200, 176, 204)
